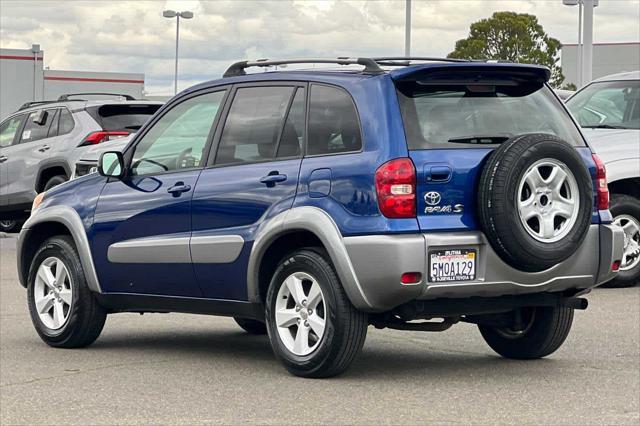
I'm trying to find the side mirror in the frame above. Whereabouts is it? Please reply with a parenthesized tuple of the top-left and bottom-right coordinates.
(33, 110, 48, 126)
(98, 151, 125, 179)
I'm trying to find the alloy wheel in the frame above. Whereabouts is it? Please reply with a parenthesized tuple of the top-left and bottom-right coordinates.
(34, 257, 73, 330)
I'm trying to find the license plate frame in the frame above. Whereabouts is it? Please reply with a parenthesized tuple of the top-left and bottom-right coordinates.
(428, 249, 477, 283)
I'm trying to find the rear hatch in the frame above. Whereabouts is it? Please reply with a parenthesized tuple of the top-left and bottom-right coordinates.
(81, 103, 162, 146)
(392, 64, 591, 232)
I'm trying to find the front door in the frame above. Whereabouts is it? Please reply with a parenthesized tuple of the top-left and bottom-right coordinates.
(91, 89, 228, 297)
(191, 84, 306, 300)
(0, 113, 27, 212)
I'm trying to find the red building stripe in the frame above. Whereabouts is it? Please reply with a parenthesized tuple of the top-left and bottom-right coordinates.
(0, 55, 43, 61)
(44, 76, 144, 84)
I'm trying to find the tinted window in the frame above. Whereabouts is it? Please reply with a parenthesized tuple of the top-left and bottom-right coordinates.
(397, 82, 584, 148)
(277, 88, 305, 158)
(20, 109, 57, 143)
(0, 115, 25, 147)
(307, 85, 361, 155)
(566, 80, 640, 129)
(215, 86, 294, 165)
(88, 104, 162, 132)
(131, 91, 225, 176)
(58, 109, 75, 135)
(47, 109, 60, 138)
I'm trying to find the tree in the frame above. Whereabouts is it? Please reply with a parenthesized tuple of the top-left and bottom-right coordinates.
(448, 12, 565, 87)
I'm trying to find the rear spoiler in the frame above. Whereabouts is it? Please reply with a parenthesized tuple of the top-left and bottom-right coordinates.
(389, 63, 551, 84)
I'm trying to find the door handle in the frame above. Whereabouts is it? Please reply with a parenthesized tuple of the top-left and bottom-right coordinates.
(0, 155, 7, 163)
(38, 145, 51, 153)
(167, 182, 192, 195)
(260, 173, 287, 187)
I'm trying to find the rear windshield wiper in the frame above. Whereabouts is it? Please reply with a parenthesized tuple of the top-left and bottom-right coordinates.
(582, 124, 627, 129)
(448, 135, 511, 144)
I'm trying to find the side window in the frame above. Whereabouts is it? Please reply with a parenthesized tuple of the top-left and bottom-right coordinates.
(20, 109, 56, 143)
(307, 85, 362, 156)
(276, 88, 305, 158)
(131, 91, 225, 176)
(58, 108, 75, 136)
(215, 86, 295, 166)
(0, 115, 25, 148)
(47, 109, 60, 138)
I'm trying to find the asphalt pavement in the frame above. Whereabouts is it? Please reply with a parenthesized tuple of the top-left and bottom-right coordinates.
(1, 234, 638, 425)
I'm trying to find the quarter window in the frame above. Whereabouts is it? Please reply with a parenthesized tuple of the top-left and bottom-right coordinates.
(0, 115, 25, 147)
(215, 86, 295, 165)
(131, 91, 225, 176)
(307, 85, 362, 155)
(58, 108, 75, 135)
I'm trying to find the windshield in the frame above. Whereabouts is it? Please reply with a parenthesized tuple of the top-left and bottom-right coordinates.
(566, 80, 640, 130)
(397, 82, 585, 148)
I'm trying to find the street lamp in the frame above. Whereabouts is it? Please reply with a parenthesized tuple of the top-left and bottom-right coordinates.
(563, 0, 598, 87)
(163, 9, 194, 95)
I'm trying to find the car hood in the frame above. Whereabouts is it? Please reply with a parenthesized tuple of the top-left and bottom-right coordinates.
(581, 128, 640, 182)
(78, 135, 133, 162)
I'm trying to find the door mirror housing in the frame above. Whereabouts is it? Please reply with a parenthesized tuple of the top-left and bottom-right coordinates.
(98, 151, 125, 179)
(33, 110, 48, 125)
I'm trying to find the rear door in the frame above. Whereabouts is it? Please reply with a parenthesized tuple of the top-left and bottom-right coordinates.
(0, 114, 27, 210)
(393, 67, 586, 232)
(191, 83, 305, 300)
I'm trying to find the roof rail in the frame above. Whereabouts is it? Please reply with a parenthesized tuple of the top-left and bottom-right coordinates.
(372, 56, 471, 65)
(57, 93, 136, 101)
(18, 101, 58, 111)
(223, 57, 384, 78)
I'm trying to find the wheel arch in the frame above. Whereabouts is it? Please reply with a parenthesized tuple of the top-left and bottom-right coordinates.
(17, 205, 101, 293)
(247, 207, 373, 310)
(609, 177, 640, 199)
(35, 162, 70, 193)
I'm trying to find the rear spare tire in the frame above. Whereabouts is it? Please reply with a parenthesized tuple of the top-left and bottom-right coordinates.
(477, 134, 593, 272)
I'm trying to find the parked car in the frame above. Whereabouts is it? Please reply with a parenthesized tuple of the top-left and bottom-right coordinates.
(0, 94, 162, 230)
(555, 88, 575, 101)
(566, 71, 640, 287)
(17, 58, 624, 377)
(71, 134, 134, 179)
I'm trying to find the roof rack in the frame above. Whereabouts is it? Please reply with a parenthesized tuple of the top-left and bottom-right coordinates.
(18, 101, 58, 111)
(223, 57, 384, 78)
(372, 56, 471, 65)
(57, 93, 136, 101)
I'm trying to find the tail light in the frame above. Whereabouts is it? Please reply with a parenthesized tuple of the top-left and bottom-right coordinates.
(375, 158, 416, 218)
(80, 131, 129, 146)
(592, 154, 609, 210)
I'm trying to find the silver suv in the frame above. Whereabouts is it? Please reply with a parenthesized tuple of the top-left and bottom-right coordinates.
(0, 94, 162, 230)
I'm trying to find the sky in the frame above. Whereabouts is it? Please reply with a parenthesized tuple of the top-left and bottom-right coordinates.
(1, 0, 639, 95)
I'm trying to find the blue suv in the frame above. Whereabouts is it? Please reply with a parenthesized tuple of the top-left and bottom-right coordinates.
(17, 58, 624, 377)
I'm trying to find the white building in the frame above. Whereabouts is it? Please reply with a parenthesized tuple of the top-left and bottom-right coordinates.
(1, 45, 145, 120)
(561, 42, 640, 89)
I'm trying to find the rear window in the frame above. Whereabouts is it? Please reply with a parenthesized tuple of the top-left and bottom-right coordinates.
(87, 104, 161, 132)
(396, 81, 584, 149)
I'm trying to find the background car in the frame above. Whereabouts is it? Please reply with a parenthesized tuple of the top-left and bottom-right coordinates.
(566, 71, 640, 287)
(555, 88, 575, 100)
(0, 94, 162, 229)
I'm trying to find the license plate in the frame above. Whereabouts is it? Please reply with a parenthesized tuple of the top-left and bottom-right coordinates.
(428, 249, 476, 282)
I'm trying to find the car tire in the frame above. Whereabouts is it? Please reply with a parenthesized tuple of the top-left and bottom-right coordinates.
(600, 194, 640, 288)
(265, 248, 368, 378)
(27, 235, 107, 348)
(477, 133, 593, 272)
(43, 175, 68, 192)
(234, 317, 267, 335)
(478, 306, 574, 359)
(0, 219, 23, 233)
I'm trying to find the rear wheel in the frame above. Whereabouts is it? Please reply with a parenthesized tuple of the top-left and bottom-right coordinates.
(0, 219, 23, 233)
(27, 236, 107, 348)
(601, 194, 640, 288)
(265, 248, 368, 378)
(43, 175, 67, 192)
(478, 306, 574, 359)
(234, 317, 267, 335)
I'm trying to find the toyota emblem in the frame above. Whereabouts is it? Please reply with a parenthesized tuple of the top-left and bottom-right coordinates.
(424, 192, 441, 206)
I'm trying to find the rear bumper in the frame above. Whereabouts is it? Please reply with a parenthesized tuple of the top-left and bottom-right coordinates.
(343, 224, 624, 312)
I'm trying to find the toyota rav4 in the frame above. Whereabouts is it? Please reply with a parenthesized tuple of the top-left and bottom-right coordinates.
(17, 58, 624, 377)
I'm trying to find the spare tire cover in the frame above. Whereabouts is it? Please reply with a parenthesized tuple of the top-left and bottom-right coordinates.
(477, 133, 593, 272)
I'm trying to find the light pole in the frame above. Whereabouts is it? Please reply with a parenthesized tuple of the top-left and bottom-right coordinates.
(405, 0, 411, 57)
(563, 0, 598, 88)
(163, 9, 193, 95)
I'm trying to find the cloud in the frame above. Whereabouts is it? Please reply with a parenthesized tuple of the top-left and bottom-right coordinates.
(0, 0, 638, 95)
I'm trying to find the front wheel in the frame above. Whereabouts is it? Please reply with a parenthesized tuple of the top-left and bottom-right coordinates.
(265, 248, 368, 378)
(478, 306, 574, 359)
(600, 194, 640, 288)
(27, 235, 107, 348)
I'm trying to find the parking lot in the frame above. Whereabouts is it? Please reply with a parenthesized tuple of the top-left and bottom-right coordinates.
(0, 234, 637, 425)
